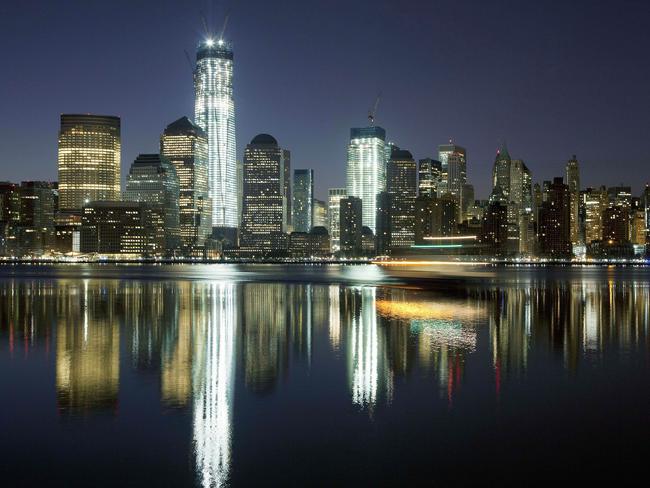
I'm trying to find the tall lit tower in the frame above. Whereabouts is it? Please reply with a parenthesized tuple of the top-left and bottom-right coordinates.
(346, 126, 386, 232)
(58, 114, 121, 211)
(194, 37, 237, 234)
(565, 155, 580, 245)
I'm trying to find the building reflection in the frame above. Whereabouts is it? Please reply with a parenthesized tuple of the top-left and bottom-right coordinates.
(55, 280, 120, 414)
(1, 273, 650, 472)
(192, 282, 237, 488)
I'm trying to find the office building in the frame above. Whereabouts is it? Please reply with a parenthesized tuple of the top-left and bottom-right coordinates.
(313, 199, 327, 229)
(80, 201, 156, 256)
(418, 158, 441, 197)
(288, 227, 330, 258)
(293, 169, 314, 232)
(339, 196, 362, 257)
(160, 116, 211, 252)
(582, 186, 607, 244)
(438, 142, 466, 218)
(328, 188, 347, 252)
(565, 155, 580, 245)
(14, 181, 57, 256)
(124, 154, 181, 254)
(386, 148, 416, 249)
(57, 114, 121, 211)
(375, 191, 392, 255)
(538, 177, 571, 257)
(194, 38, 237, 231)
(240, 134, 289, 254)
(346, 126, 386, 232)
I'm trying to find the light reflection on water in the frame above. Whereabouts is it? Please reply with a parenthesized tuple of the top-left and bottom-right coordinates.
(1, 266, 650, 486)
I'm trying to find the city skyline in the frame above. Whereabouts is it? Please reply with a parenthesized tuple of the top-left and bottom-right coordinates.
(2, 1, 649, 201)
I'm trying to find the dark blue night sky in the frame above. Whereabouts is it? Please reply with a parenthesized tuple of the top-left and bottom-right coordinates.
(1, 0, 649, 199)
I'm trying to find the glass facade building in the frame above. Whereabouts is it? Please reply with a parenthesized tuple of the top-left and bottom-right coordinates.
(194, 39, 237, 230)
(327, 188, 347, 252)
(57, 114, 121, 211)
(387, 149, 417, 249)
(240, 134, 290, 254)
(346, 126, 386, 233)
(292, 169, 314, 232)
(437, 142, 466, 216)
(124, 154, 181, 254)
(160, 117, 210, 251)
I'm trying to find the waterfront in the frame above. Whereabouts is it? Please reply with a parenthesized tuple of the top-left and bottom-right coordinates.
(1, 264, 649, 486)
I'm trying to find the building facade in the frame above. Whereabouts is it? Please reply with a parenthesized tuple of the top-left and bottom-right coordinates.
(418, 158, 441, 198)
(386, 148, 416, 249)
(58, 114, 121, 211)
(160, 116, 211, 252)
(565, 155, 580, 245)
(194, 38, 237, 231)
(292, 169, 314, 232)
(346, 126, 386, 232)
(240, 134, 289, 254)
(124, 154, 181, 254)
(339, 196, 362, 257)
(438, 142, 466, 211)
(327, 188, 347, 252)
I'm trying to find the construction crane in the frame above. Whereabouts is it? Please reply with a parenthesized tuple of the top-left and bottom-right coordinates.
(368, 92, 382, 126)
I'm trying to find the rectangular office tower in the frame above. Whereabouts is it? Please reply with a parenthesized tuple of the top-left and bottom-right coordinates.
(387, 148, 417, 249)
(346, 126, 387, 232)
(240, 134, 290, 254)
(437, 142, 466, 213)
(418, 158, 442, 197)
(293, 169, 314, 232)
(124, 154, 181, 255)
(160, 117, 211, 252)
(328, 188, 347, 252)
(57, 114, 121, 211)
(194, 38, 237, 232)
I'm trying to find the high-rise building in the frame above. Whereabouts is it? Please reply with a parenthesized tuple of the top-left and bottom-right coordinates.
(194, 38, 237, 231)
(124, 154, 181, 253)
(346, 126, 386, 232)
(58, 114, 121, 211)
(538, 177, 571, 257)
(80, 201, 156, 256)
(292, 169, 314, 232)
(481, 200, 508, 256)
(375, 191, 392, 255)
(418, 158, 441, 197)
(582, 186, 607, 244)
(13, 181, 57, 256)
(386, 148, 416, 249)
(565, 155, 580, 245)
(437, 142, 466, 217)
(339, 196, 362, 257)
(327, 188, 347, 252)
(240, 134, 289, 254)
(313, 199, 327, 229)
(461, 183, 475, 220)
(491, 144, 511, 197)
(160, 117, 210, 252)
(607, 186, 632, 209)
(602, 205, 630, 244)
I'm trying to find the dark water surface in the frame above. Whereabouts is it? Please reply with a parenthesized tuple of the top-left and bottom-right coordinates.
(1, 263, 649, 486)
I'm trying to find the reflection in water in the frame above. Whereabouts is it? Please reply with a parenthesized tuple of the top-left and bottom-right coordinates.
(56, 280, 120, 414)
(1, 271, 650, 484)
(192, 283, 236, 488)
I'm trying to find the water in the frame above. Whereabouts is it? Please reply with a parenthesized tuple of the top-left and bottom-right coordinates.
(1, 263, 649, 486)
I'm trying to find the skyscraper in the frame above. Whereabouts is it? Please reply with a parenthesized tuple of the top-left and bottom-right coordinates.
(160, 117, 210, 252)
(313, 199, 327, 229)
(293, 169, 314, 232)
(582, 186, 607, 244)
(194, 38, 237, 232)
(538, 177, 572, 257)
(491, 144, 511, 197)
(418, 158, 441, 198)
(339, 196, 362, 257)
(124, 154, 181, 253)
(328, 188, 347, 252)
(437, 142, 466, 217)
(240, 134, 289, 254)
(346, 126, 386, 232)
(58, 114, 121, 211)
(386, 148, 417, 249)
(565, 155, 580, 245)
